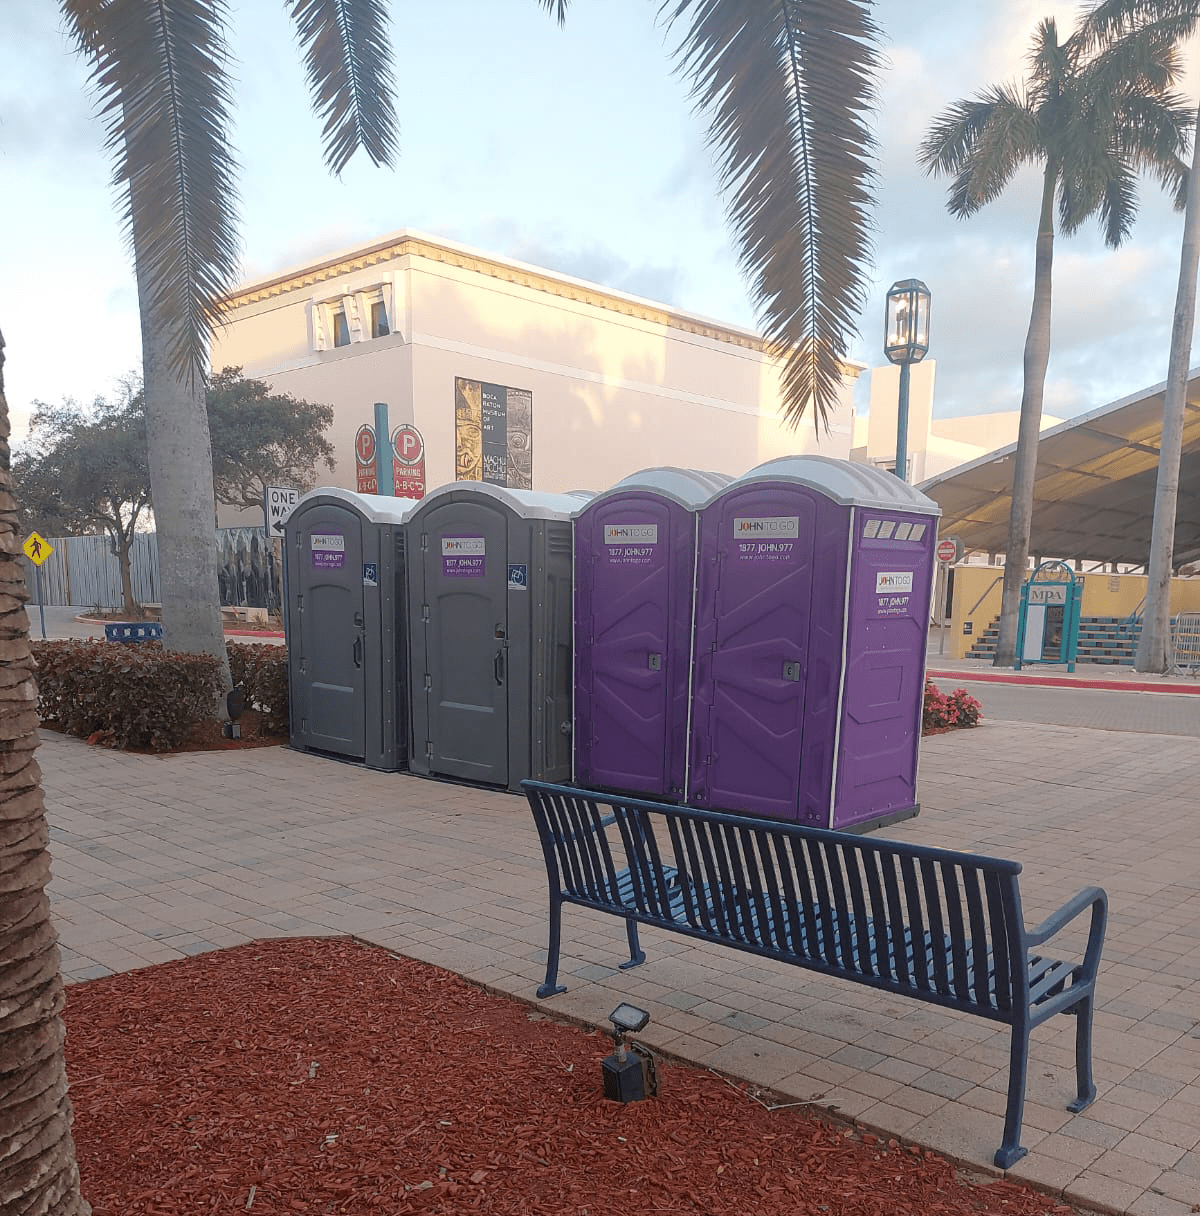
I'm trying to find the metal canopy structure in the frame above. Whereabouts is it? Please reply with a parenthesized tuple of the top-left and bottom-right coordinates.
(918, 369, 1200, 567)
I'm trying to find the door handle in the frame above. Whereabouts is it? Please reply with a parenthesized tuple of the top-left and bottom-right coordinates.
(353, 636, 363, 669)
(494, 648, 505, 685)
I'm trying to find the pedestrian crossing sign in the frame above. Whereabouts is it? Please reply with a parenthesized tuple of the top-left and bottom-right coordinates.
(23, 532, 53, 566)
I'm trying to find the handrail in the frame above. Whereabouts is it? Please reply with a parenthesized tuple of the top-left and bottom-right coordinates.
(1120, 595, 1145, 630)
(967, 574, 1004, 617)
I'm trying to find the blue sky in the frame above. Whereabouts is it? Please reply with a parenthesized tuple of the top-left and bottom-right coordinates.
(2, 0, 1197, 442)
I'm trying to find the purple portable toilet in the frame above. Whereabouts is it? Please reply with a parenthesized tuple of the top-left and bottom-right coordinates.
(688, 456, 940, 832)
(574, 468, 731, 799)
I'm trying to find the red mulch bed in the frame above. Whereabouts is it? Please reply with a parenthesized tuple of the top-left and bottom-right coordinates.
(64, 938, 1073, 1216)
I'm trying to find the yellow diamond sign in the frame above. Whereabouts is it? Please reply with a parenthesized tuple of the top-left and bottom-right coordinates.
(23, 532, 53, 566)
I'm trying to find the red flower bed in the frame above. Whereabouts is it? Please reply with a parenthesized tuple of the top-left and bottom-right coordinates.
(923, 680, 983, 734)
(64, 938, 1067, 1216)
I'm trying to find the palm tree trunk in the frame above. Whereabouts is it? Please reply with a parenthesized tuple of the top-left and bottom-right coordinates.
(994, 163, 1058, 667)
(130, 196, 230, 689)
(0, 332, 89, 1215)
(1135, 96, 1200, 674)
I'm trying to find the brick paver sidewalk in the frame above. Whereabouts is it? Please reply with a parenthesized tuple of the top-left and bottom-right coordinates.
(42, 719, 1200, 1214)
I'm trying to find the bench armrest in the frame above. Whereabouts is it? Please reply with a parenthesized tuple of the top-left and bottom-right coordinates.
(1026, 886, 1107, 974)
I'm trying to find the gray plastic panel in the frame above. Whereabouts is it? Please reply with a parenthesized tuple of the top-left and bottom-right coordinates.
(575, 467, 733, 514)
(738, 455, 942, 514)
(284, 492, 409, 772)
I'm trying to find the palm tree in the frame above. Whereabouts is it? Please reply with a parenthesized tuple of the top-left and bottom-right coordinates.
(61, 0, 401, 677)
(0, 330, 87, 1213)
(1083, 0, 1200, 673)
(919, 16, 1192, 667)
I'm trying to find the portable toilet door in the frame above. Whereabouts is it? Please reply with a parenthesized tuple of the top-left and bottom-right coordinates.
(687, 462, 848, 822)
(833, 480, 939, 831)
(406, 482, 579, 792)
(687, 456, 940, 830)
(573, 468, 730, 799)
(284, 488, 410, 771)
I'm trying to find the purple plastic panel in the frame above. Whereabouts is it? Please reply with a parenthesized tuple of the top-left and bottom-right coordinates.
(574, 493, 695, 798)
(832, 510, 936, 829)
(688, 484, 848, 822)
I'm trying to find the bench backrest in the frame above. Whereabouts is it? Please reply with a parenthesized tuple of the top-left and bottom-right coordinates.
(525, 781, 1029, 1017)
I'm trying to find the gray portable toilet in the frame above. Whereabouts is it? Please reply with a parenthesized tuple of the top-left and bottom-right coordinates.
(573, 467, 731, 800)
(406, 482, 582, 792)
(284, 487, 411, 771)
(688, 456, 940, 832)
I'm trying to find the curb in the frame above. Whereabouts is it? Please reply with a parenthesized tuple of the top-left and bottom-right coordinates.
(926, 667, 1200, 696)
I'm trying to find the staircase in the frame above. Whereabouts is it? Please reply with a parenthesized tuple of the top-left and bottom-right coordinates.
(965, 616, 1142, 665)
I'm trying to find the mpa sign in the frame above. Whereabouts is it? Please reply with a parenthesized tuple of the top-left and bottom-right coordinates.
(263, 485, 299, 539)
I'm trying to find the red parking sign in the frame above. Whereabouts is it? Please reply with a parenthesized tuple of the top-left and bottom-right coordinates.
(392, 423, 424, 466)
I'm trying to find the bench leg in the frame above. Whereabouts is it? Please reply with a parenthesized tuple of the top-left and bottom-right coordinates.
(537, 893, 567, 999)
(617, 917, 645, 971)
(995, 1025, 1029, 1170)
(1067, 993, 1097, 1114)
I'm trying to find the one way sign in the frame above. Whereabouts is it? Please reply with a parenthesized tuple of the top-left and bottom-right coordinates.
(263, 485, 299, 538)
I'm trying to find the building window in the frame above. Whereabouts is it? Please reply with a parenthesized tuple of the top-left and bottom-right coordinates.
(332, 308, 350, 347)
(371, 300, 390, 338)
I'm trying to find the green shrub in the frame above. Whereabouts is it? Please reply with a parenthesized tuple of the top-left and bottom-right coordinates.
(227, 641, 289, 736)
(32, 639, 223, 751)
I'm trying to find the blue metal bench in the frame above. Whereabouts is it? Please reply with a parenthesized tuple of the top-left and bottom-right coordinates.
(523, 779, 1107, 1170)
(104, 622, 163, 643)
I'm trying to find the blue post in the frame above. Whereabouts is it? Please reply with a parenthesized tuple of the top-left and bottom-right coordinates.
(895, 361, 911, 482)
(374, 401, 393, 496)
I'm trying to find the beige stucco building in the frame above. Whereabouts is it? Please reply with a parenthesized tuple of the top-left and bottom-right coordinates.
(851, 360, 1064, 483)
(209, 229, 861, 521)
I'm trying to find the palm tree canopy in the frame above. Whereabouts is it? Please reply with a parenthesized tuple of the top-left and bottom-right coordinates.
(919, 16, 1193, 245)
(662, 0, 881, 428)
(62, 0, 399, 386)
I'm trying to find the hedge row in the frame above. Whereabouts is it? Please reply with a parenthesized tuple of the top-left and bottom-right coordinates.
(228, 642, 289, 736)
(32, 640, 289, 751)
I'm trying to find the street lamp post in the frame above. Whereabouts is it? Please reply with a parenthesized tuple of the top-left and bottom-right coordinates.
(883, 279, 931, 482)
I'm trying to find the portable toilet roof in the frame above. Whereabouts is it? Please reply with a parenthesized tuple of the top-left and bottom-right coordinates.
(738, 455, 941, 514)
(291, 485, 415, 525)
(414, 480, 584, 520)
(577, 467, 733, 514)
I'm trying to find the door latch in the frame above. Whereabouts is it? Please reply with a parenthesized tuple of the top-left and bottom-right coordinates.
(782, 661, 802, 682)
(648, 652, 662, 671)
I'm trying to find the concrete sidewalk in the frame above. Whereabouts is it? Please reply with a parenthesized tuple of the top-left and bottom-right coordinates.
(42, 722, 1200, 1215)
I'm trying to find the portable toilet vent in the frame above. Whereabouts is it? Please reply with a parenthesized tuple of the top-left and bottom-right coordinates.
(406, 481, 583, 793)
(687, 456, 940, 832)
(573, 467, 731, 800)
(284, 487, 412, 772)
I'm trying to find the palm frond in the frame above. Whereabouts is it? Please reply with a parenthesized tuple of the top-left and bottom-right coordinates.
(920, 86, 1037, 215)
(1083, 0, 1200, 46)
(1028, 16, 1073, 91)
(1112, 91, 1193, 207)
(289, 0, 399, 174)
(536, 0, 570, 24)
(662, 0, 880, 429)
(60, 0, 107, 54)
(66, 0, 242, 385)
(1083, 20, 1184, 97)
